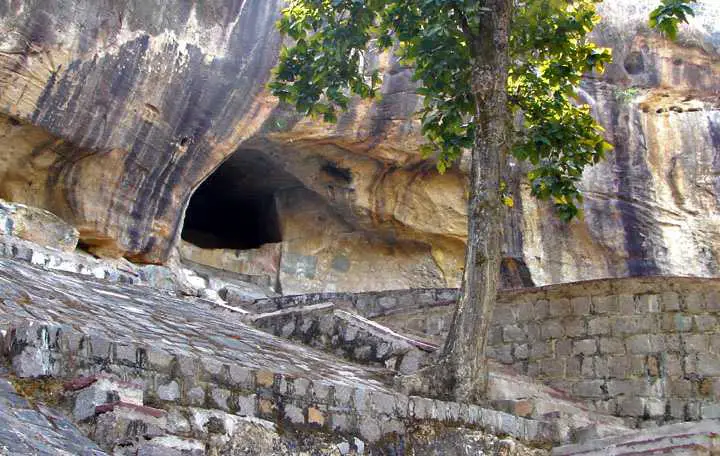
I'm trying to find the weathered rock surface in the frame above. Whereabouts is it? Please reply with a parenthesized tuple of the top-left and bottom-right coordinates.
(0, 198, 78, 251)
(1, 1, 719, 292)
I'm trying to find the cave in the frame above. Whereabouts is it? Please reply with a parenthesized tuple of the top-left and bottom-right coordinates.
(181, 149, 301, 250)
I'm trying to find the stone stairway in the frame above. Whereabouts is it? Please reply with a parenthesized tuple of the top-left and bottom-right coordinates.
(0, 256, 557, 454)
(244, 297, 634, 444)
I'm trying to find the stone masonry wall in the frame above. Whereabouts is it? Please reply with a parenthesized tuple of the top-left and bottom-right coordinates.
(252, 278, 720, 426)
(349, 277, 720, 425)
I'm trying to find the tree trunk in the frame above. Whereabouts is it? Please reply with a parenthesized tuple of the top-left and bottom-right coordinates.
(440, 0, 512, 403)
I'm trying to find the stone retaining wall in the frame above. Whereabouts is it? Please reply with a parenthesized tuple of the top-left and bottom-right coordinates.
(0, 322, 555, 445)
(373, 277, 720, 425)
(249, 288, 458, 314)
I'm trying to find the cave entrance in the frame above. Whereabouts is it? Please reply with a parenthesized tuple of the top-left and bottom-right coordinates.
(181, 149, 300, 250)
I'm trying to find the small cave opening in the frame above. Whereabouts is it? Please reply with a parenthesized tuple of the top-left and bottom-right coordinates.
(181, 149, 300, 250)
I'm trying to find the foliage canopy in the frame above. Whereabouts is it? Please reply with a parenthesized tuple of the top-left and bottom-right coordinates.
(270, 0, 613, 221)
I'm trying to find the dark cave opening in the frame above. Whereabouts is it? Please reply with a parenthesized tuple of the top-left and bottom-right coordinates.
(182, 149, 300, 250)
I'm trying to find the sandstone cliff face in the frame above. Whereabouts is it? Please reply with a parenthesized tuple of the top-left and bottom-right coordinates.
(0, 0, 718, 292)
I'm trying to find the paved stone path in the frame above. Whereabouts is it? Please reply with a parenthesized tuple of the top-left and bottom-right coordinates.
(0, 258, 394, 390)
(0, 367, 107, 455)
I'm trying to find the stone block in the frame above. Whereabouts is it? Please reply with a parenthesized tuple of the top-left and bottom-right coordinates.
(488, 344, 514, 364)
(573, 339, 597, 356)
(573, 380, 605, 398)
(377, 296, 397, 311)
(593, 295, 619, 314)
(89, 335, 113, 361)
(697, 354, 720, 376)
(409, 396, 434, 420)
(307, 407, 325, 426)
(664, 354, 683, 376)
(156, 408, 187, 435)
(686, 401, 702, 420)
(539, 358, 565, 378)
(525, 321, 541, 340)
(210, 388, 230, 411)
(312, 381, 332, 402)
(157, 381, 180, 402)
(494, 306, 516, 325)
(333, 384, 355, 407)
(186, 386, 205, 406)
(694, 314, 717, 331)
(685, 294, 706, 313)
(645, 398, 665, 418)
(592, 356, 610, 378)
(682, 334, 709, 353)
(555, 339, 573, 357)
(514, 344, 529, 360)
(177, 355, 198, 378)
(701, 404, 720, 419)
(664, 334, 682, 352)
(255, 370, 275, 388)
(608, 356, 629, 377)
(613, 316, 652, 335)
(712, 335, 720, 355)
(626, 335, 653, 354)
(114, 343, 140, 366)
(503, 324, 526, 343)
(541, 320, 564, 339)
(228, 365, 255, 389)
(587, 317, 612, 336)
(661, 292, 681, 311)
(515, 300, 534, 322)
(235, 394, 256, 416)
(563, 317, 587, 338)
(146, 348, 174, 373)
(330, 413, 353, 433)
(488, 326, 503, 345)
(11, 244, 33, 261)
(664, 313, 693, 332)
(529, 342, 551, 359)
(618, 397, 645, 416)
(571, 296, 591, 315)
(628, 355, 647, 376)
(618, 294, 635, 314)
(534, 299, 549, 319)
(599, 337, 625, 355)
(137, 436, 204, 456)
(706, 291, 720, 310)
(668, 399, 686, 420)
(72, 376, 144, 421)
(370, 391, 398, 417)
(358, 415, 382, 442)
(567, 356, 582, 378)
(549, 299, 571, 317)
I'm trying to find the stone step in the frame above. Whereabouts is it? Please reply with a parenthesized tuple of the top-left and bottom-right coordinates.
(551, 419, 720, 455)
(249, 303, 438, 374)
